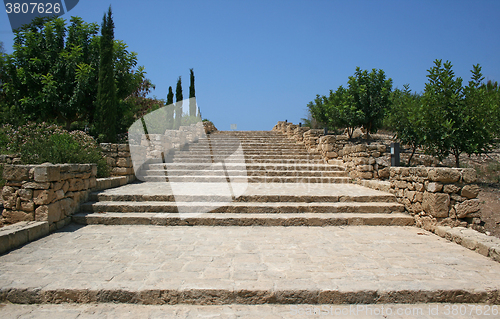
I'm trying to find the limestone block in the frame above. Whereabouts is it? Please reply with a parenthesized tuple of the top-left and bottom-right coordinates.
(378, 167, 390, 179)
(414, 192, 423, 203)
(394, 180, 408, 189)
(404, 189, 416, 202)
(377, 145, 386, 152)
(58, 198, 74, 216)
(16, 188, 32, 201)
(2, 186, 16, 200)
(55, 189, 65, 200)
(91, 164, 98, 177)
(33, 190, 56, 205)
(443, 184, 461, 194)
(455, 199, 481, 218)
(89, 177, 97, 189)
(3, 165, 29, 181)
(451, 194, 467, 202)
(20, 200, 34, 212)
(414, 183, 424, 192)
(322, 144, 334, 152)
(21, 182, 50, 190)
(357, 152, 369, 157)
(371, 151, 380, 158)
(2, 209, 34, 224)
(117, 157, 133, 168)
(325, 152, 338, 158)
(111, 167, 134, 176)
(358, 171, 373, 179)
(62, 181, 70, 193)
(461, 185, 480, 199)
(426, 182, 443, 193)
(106, 157, 116, 167)
(422, 192, 450, 218)
(428, 168, 460, 183)
(68, 178, 85, 192)
(33, 165, 60, 182)
(117, 152, 131, 158)
(52, 181, 64, 191)
(35, 201, 63, 224)
(409, 202, 423, 213)
(3, 196, 15, 209)
(356, 165, 373, 172)
(100, 143, 113, 152)
(461, 169, 477, 183)
(117, 144, 130, 152)
(84, 178, 90, 190)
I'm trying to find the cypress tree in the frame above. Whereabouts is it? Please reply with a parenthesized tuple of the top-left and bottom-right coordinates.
(189, 68, 196, 117)
(175, 77, 183, 129)
(96, 6, 117, 142)
(166, 86, 174, 129)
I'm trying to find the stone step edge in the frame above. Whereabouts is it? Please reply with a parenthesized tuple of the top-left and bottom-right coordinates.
(73, 212, 414, 226)
(432, 226, 500, 263)
(0, 221, 49, 255)
(89, 194, 397, 203)
(82, 201, 404, 214)
(0, 287, 496, 305)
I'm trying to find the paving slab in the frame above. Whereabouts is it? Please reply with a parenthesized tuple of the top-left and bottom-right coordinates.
(92, 182, 393, 199)
(1, 302, 498, 318)
(1, 225, 500, 305)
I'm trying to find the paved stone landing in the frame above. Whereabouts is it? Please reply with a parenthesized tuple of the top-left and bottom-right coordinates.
(1, 225, 500, 305)
(1, 303, 497, 318)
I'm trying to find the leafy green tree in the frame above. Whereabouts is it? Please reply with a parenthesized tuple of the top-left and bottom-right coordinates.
(347, 67, 392, 136)
(189, 68, 196, 117)
(326, 86, 364, 138)
(0, 14, 144, 131)
(95, 6, 117, 142)
(306, 94, 329, 129)
(421, 60, 498, 167)
(388, 85, 424, 165)
(175, 76, 183, 129)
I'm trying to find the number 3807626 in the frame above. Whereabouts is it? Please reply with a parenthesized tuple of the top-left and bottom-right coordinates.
(5, 3, 61, 14)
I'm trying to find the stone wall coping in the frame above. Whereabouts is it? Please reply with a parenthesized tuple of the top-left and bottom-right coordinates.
(0, 221, 49, 254)
(433, 226, 500, 263)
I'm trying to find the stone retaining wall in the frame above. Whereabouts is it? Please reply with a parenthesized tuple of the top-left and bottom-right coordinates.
(340, 144, 390, 180)
(1, 163, 97, 231)
(100, 143, 135, 181)
(389, 167, 482, 231)
(273, 121, 391, 180)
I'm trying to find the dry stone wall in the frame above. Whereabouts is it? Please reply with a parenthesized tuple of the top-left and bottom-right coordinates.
(389, 167, 482, 231)
(273, 121, 483, 230)
(100, 143, 135, 181)
(1, 163, 97, 231)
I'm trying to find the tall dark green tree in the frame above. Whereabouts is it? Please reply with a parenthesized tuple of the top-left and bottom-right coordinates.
(95, 6, 117, 142)
(189, 68, 196, 117)
(175, 76, 183, 129)
(166, 86, 174, 129)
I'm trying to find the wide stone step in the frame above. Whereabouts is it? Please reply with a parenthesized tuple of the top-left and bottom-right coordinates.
(3, 225, 500, 306)
(82, 201, 404, 214)
(170, 158, 325, 164)
(73, 212, 414, 226)
(143, 169, 348, 177)
(89, 192, 396, 203)
(173, 150, 314, 156)
(146, 163, 345, 171)
(141, 176, 350, 183)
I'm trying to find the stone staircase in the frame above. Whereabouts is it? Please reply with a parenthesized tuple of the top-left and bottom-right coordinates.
(74, 131, 410, 226)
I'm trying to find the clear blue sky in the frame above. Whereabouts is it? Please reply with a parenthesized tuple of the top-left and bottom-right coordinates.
(1, 0, 499, 131)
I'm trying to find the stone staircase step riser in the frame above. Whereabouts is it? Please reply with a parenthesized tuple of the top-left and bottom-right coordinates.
(142, 171, 347, 177)
(82, 203, 404, 214)
(141, 177, 350, 183)
(73, 213, 414, 227)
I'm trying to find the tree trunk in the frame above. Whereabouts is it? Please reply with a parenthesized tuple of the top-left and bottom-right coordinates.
(408, 146, 416, 166)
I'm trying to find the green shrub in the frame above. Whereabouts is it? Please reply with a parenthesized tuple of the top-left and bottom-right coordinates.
(1, 122, 110, 177)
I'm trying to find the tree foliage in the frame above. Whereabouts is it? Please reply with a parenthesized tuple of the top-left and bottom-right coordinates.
(175, 76, 183, 129)
(387, 84, 424, 165)
(95, 6, 117, 142)
(307, 67, 392, 138)
(189, 68, 196, 117)
(0, 14, 145, 137)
